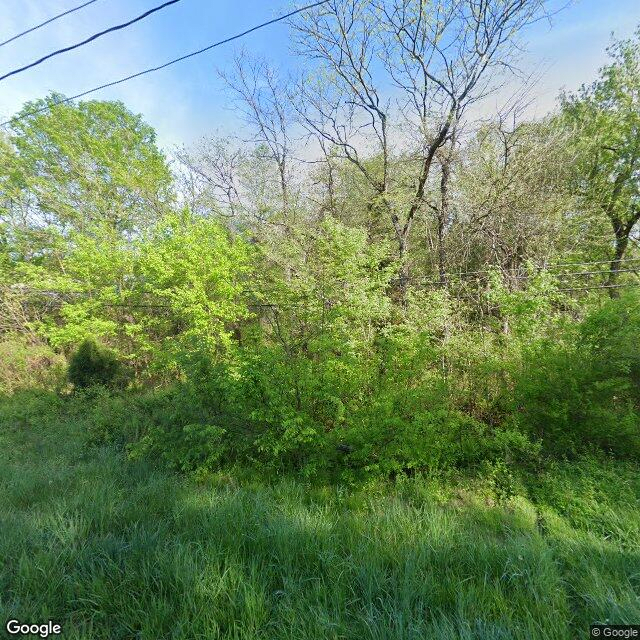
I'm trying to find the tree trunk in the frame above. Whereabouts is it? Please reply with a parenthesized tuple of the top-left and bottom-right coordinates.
(438, 160, 451, 286)
(607, 212, 639, 297)
(607, 230, 629, 297)
(397, 236, 410, 301)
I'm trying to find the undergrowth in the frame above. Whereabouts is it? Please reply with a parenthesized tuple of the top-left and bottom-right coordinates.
(1, 390, 638, 639)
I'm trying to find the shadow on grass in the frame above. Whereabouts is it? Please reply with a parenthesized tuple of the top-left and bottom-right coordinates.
(0, 390, 638, 639)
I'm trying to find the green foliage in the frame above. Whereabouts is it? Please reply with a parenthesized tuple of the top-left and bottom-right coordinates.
(68, 338, 124, 389)
(2, 395, 640, 639)
(20, 209, 251, 385)
(560, 29, 640, 278)
(561, 30, 640, 223)
(0, 337, 66, 393)
(2, 70, 639, 485)
(3, 22, 640, 640)
(134, 210, 251, 376)
(4, 94, 173, 236)
(76, 285, 637, 481)
(486, 459, 517, 504)
(129, 422, 230, 476)
(513, 292, 640, 457)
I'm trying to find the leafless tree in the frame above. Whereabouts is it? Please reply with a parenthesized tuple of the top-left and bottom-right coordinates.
(290, 0, 552, 292)
(175, 139, 245, 219)
(219, 52, 296, 216)
(455, 113, 576, 285)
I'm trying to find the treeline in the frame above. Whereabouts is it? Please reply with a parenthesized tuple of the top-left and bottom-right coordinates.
(1, 2, 639, 480)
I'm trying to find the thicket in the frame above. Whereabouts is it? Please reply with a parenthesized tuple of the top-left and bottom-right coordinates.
(68, 286, 635, 482)
(1, 13, 639, 483)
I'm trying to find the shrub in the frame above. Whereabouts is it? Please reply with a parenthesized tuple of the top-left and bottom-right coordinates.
(68, 339, 124, 389)
(0, 337, 66, 393)
(486, 459, 517, 504)
(128, 422, 230, 476)
(513, 292, 640, 457)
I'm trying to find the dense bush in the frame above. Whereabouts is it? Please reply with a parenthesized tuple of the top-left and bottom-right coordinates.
(1, 28, 639, 493)
(60, 287, 637, 482)
(9, 280, 637, 483)
(68, 339, 124, 389)
(513, 293, 640, 457)
(0, 337, 66, 393)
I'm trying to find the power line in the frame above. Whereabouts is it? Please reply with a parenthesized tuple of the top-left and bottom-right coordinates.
(411, 257, 640, 284)
(0, 0, 330, 127)
(420, 267, 640, 287)
(0, 0, 101, 49)
(558, 283, 640, 293)
(11, 280, 640, 316)
(0, 0, 184, 83)
(540, 257, 640, 269)
(538, 268, 638, 278)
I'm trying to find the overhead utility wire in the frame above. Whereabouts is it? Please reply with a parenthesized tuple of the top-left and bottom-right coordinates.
(409, 257, 640, 283)
(557, 283, 640, 293)
(15, 283, 640, 313)
(0, 0, 184, 83)
(0, 0, 101, 49)
(0, 0, 330, 127)
(419, 267, 640, 287)
(538, 257, 640, 269)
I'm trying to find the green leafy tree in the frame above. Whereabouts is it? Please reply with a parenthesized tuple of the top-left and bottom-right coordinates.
(562, 30, 640, 293)
(2, 94, 173, 243)
(39, 209, 250, 381)
(0, 96, 176, 368)
(135, 210, 251, 377)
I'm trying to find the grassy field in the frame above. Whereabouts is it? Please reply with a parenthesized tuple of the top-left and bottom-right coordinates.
(1, 391, 639, 639)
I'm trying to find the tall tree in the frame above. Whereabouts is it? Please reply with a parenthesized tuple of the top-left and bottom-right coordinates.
(0, 95, 174, 346)
(2, 94, 173, 243)
(219, 54, 296, 218)
(457, 116, 575, 280)
(562, 30, 640, 295)
(291, 0, 551, 292)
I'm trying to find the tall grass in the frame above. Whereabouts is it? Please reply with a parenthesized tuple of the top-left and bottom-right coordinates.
(1, 391, 638, 639)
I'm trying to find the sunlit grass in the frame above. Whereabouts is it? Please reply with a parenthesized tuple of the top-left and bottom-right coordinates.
(1, 391, 638, 639)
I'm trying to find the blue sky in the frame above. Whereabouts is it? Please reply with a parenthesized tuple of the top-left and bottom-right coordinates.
(1, 0, 639, 151)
